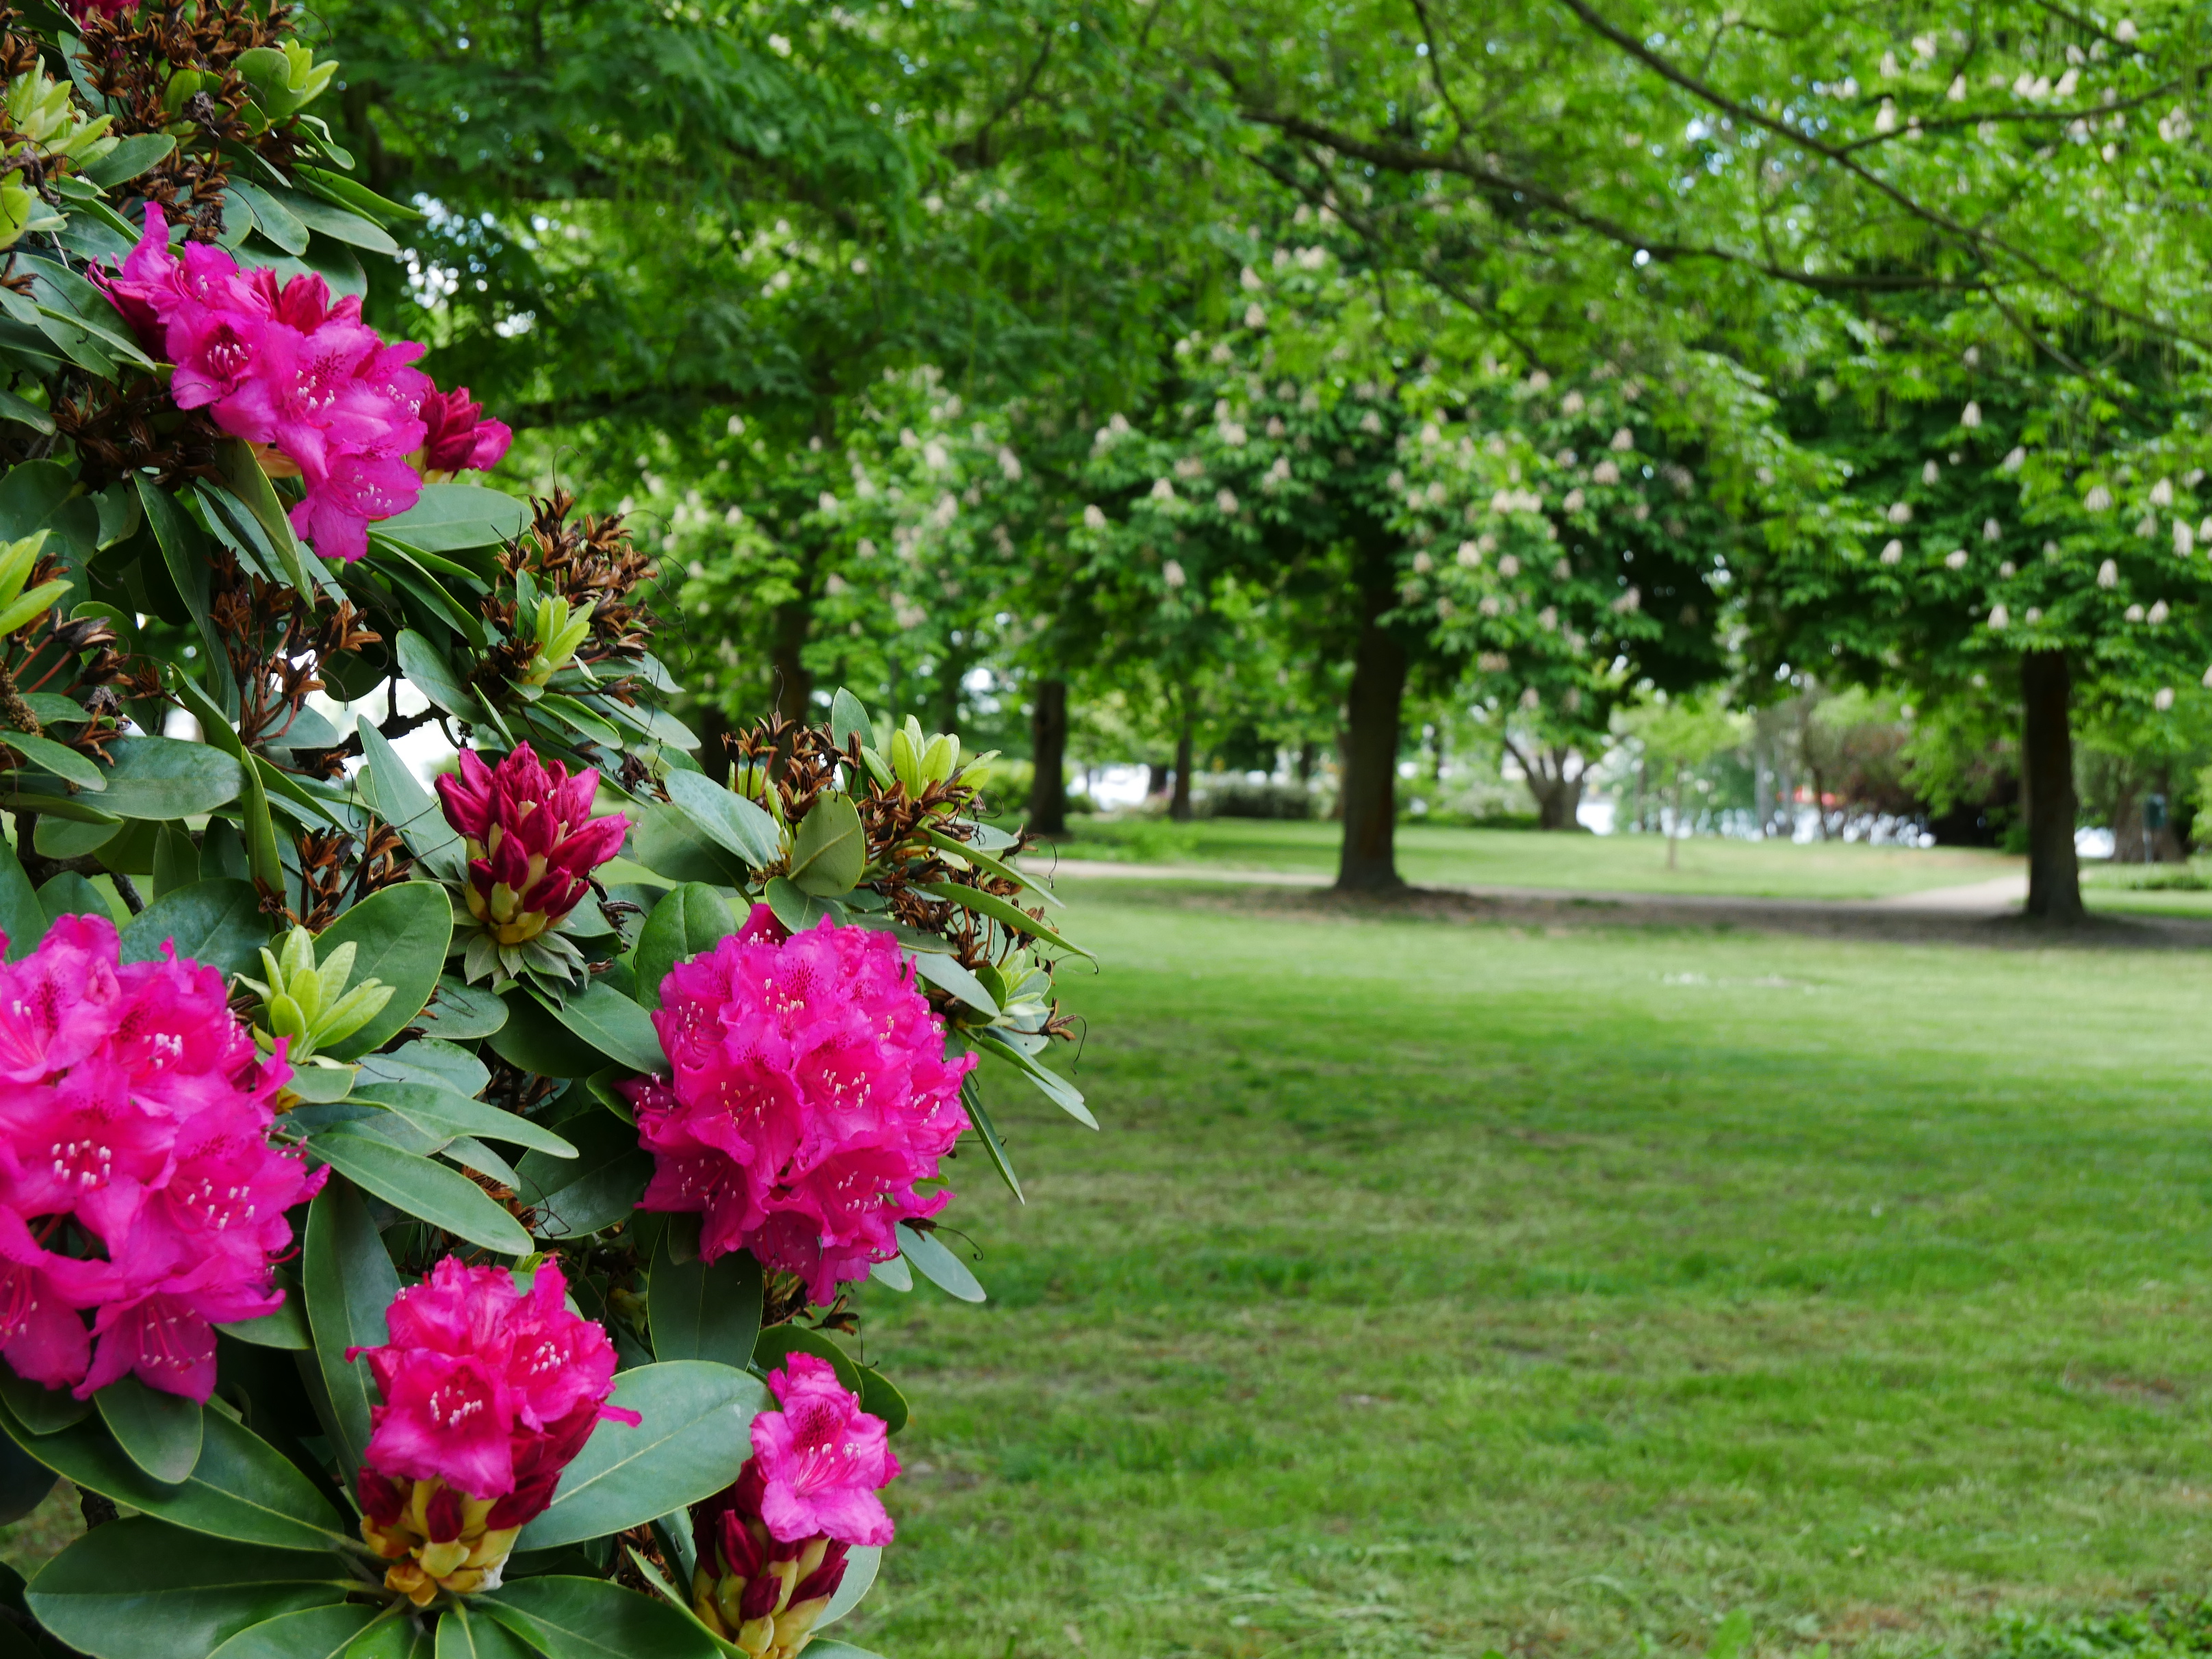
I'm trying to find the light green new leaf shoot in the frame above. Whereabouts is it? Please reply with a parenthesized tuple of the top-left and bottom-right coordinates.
(235, 925, 395, 1068)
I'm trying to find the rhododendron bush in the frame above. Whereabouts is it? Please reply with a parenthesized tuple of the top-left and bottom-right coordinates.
(0, 5, 1089, 1657)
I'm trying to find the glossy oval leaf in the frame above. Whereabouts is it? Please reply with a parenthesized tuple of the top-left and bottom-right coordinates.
(515, 1111, 650, 1242)
(311, 1128, 531, 1255)
(3, 1400, 349, 1550)
(93, 735, 246, 820)
(786, 792, 866, 897)
(209, 1604, 394, 1659)
(649, 1232, 762, 1369)
(425, 975, 506, 1039)
(485, 1576, 721, 1659)
(316, 882, 454, 1059)
(378, 484, 530, 553)
(24, 1519, 347, 1659)
(512, 1361, 767, 1551)
(94, 1375, 202, 1484)
(662, 770, 780, 868)
(435, 1604, 539, 1659)
(303, 1179, 402, 1477)
(529, 983, 664, 1075)
(118, 879, 268, 977)
(749, 1326, 863, 1397)
(352, 1081, 577, 1158)
(632, 883, 734, 1012)
(897, 1222, 987, 1303)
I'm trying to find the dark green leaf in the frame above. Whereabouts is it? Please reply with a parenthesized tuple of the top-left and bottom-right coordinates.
(356, 1036, 489, 1098)
(628, 803, 749, 886)
(856, 1367, 909, 1436)
(650, 1233, 761, 1369)
(356, 715, 463, 869)
(515, 1112, 650, 1241)
(4, 731, 101, 791)
(787, 792, 866, 897)
(828, 689, 871, 752)
(216, 1291, 313, 1351)
(81, 132, 174, 187)
(489, 990, 610, 1078)
(897, 1222, 986, 1302)
(135, 476, 232, 717)
(632, 883, 735, 1012)
(292, 164, 422, 224)
(23, 1519, 346, 1659)
(315, 882, 454, 1058)
(227, 181, 307, 254)
(303, 1179, 400, 1476)
(37, 871, 110, 927)
(907, 949, 998, 1017)
(378, 485, 530, 553)
(485, 1579, 714, 1659)
(750, 1326, 863, 1396)
(118, 879, 267, 977)
(662, 771, 780, 868)
(425, 975, 506, 1039)
(914, 879, 1091, 959)
(208, 1604, 396, 1659)
(972, 1029, 1095, 1128)
(353, 1081, 578, 1157)
(0, 1369, 86, 1435)
(0, 1429, 55, 1525)
(96, 735, 247, 820)
(534, 693, 621, 747)
(435, 1604, 540, 1659)
(961, 1077, 1023, 1203)
(94, 1376, 202, 1484)
(394, 630, 484, 721)
(764, 875, 844, 935)
(3, 1398, 350, 1549)
(921, 825, 1063, 907)
(511, 1363, 768, 1552)
(0, 833, 44, 959)
(309, 1128, 532, 1255)
(261, 183, 400, 255)
(152, 821, 197, 898)
(530, 983, 664, 1075)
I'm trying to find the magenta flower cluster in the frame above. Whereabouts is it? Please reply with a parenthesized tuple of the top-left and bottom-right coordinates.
(97, 205, 510, 563)
(0, 915, 320, 1402)
(435, 744, 631, 946)
(350, 1256, 637, 1519)
(688, 1354, 899, 1649)
(626, 908, 973, 1304)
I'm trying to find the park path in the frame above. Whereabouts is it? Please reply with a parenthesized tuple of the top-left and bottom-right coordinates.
(1048, 857, 2028, 916)
(1040, 858, 2212, 948)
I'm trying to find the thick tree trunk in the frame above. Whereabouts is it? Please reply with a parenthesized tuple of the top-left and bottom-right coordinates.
(2022, 650, 2083, 922)
(1028, 678, 1069, 836)
(1532, 769, 1582, 830)
(1335, 597, 1409, 891)
(1296, 741, 1317, 786)
(1144, 761, 1164, 799)
(1168, 709, 1195, 823)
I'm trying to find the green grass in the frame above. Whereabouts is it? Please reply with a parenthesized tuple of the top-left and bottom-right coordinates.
(840, 880, 2212, 1659)
(1049, 817, 2019, 901)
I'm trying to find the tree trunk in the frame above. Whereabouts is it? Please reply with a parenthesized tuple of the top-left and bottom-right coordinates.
(1296, 741, 1317, 785)
(767, 597, 813, 724)
(2022, 650, 2083, 922)
(1028, 678, 1069, 836)
(1335, 591, 1409, 891)
(1168, 708, 1195, 823)
(1532, 767, 1582, 830)
(695, 701, 736, 777)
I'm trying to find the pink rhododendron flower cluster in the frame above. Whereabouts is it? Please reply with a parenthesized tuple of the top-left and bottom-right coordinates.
(0, 914, 318, 1402)
(435, 743, 630, 945)
(625, 906, 973, 1304)
(352, 1256, 639, 1604)
(95, 205, 510, 563)
(689, 1353, 899, 1654)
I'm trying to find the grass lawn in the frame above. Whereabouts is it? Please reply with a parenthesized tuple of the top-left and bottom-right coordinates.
(1048, 817, 2020, 902)
(837, 880, 2212, 1659)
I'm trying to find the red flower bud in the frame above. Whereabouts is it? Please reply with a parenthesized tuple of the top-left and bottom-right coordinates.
(357, 1467, 404, 1527)
(739, 1567, 783, 1621)
(790, 1541, 850, 1605)
(422, 1483, 465, 1543)
(717, 1508, 765, 1579)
